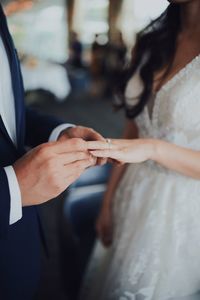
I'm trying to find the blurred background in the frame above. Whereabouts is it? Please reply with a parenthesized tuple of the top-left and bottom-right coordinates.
(1, 1, 168, 299)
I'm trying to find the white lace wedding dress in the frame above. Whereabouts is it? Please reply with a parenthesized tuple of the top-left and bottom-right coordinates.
(80, 55, 200, 300)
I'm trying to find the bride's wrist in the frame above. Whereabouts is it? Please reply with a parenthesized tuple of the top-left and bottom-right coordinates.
(146, 139, 160, 161)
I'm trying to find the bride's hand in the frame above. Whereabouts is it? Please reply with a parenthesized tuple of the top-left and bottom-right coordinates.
(96, 203, 113, 247)
(87, 139, 155, 164)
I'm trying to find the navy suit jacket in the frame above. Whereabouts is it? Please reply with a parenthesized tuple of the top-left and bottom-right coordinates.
(0, 5, 63, 299)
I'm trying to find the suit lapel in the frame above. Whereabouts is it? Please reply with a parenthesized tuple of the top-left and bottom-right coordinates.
(0, 4, 25, 149)
(0, 116, 16, 151)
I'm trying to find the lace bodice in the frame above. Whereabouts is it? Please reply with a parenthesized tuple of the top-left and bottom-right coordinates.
(126, 55, 200, 150)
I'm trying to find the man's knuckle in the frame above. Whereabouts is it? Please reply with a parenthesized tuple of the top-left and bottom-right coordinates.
(38, 144, 51, 158)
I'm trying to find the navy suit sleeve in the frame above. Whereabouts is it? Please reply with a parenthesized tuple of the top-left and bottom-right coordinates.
(0, 168, 10, 239)
(25, 107, 64, 148)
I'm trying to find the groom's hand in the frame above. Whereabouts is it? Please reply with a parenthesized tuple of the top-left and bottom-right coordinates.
(58, 126, 107, 165)
(13, 138, 96, 207)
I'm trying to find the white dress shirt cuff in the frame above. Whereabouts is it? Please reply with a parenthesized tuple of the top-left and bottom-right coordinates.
(48, 123, 75, 142)
(4, 166, 22, 225)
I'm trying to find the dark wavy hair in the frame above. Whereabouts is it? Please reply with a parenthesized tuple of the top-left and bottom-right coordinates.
(116, 3, 181, 118)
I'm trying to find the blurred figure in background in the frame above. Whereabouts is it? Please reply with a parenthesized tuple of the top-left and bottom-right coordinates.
(112, 31, 127, 70)
(90, 34, 108, 97)
(90, 32, 127, 98)
(68, 31, 83, 69)
(105, 31, 127, 96)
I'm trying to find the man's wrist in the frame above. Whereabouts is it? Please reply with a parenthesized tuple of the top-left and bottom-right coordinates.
(49, 124, 75, 142)
(58, 127, 73, 140)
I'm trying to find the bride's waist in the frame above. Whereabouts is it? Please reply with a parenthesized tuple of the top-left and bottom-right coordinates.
(128, 160, 193, 181)
(141, 160, 169, 174)
(118, 161, 200, 198)
(126, 158, 170, 173)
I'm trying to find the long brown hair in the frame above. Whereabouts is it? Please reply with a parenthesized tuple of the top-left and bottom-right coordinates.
(116, 3, 181, 118)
